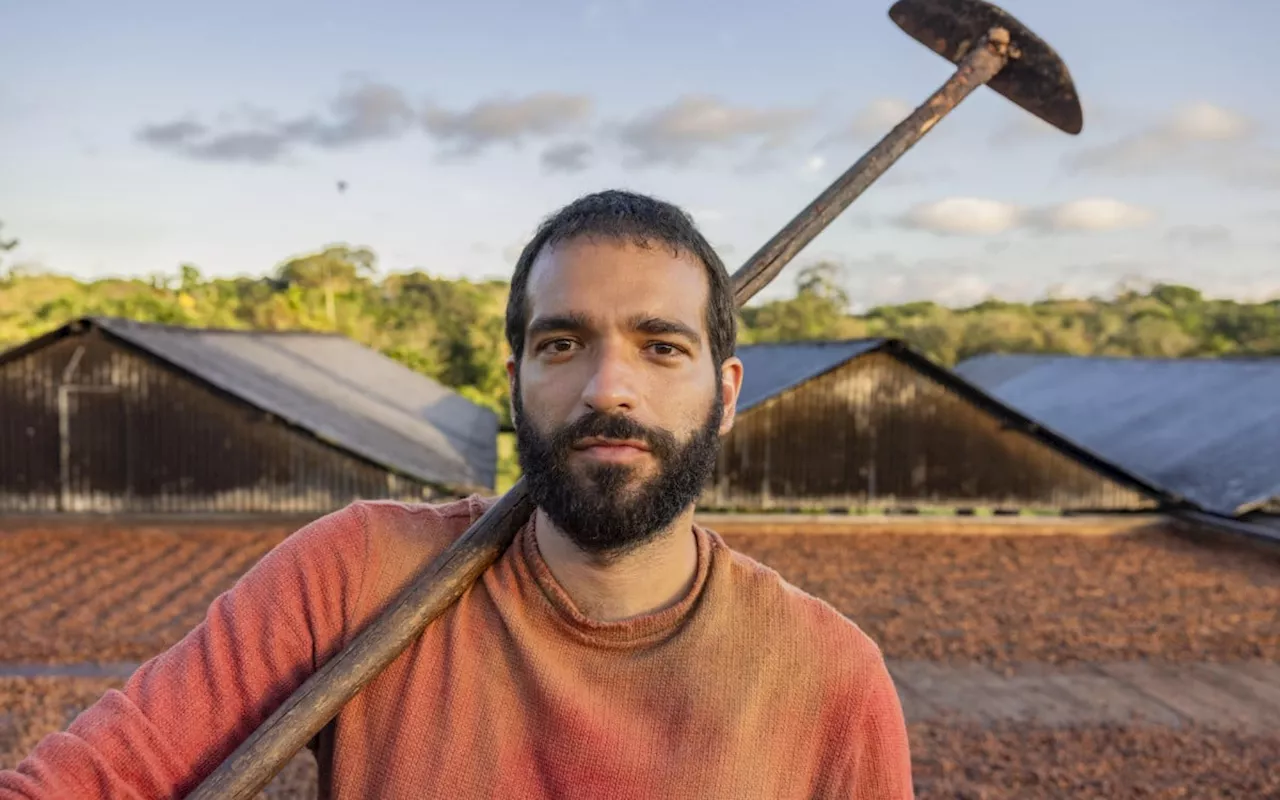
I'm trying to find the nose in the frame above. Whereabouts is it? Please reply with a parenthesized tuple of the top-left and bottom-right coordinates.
(580, 345, 639, 414)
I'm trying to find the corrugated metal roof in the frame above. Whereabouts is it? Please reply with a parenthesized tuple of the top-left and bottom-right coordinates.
(734, 339, 887, 412)
(89, 316, 498, 492)
(954, 353, 1280, 516)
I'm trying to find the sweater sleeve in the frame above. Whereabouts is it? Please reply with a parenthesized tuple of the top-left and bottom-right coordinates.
(0, 503, 371, 800)
(840, 655, 916, 800)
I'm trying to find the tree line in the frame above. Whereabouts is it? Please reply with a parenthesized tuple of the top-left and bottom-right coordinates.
(2, 241, 1278, 425)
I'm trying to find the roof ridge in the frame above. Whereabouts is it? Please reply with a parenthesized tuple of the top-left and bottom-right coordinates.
(736, 337, 888, 348)
(89, 315, 347, 337)
(962, 351, 1280, 366)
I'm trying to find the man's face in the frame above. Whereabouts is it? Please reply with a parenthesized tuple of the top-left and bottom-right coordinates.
(507, 236, 742, 559)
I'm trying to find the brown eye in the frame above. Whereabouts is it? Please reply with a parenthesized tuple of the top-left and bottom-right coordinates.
(541, 338, 577, 355)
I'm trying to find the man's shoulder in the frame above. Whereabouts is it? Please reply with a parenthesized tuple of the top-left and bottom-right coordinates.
(337, 494, 497, 615)
(351, 494, 492, 535)
(348, 493, 496, 561)
(710, 534, 911, 790)
(709, 529, 886, 672)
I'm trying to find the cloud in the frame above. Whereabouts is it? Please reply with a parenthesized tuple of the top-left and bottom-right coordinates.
(1165, 103, 1255, 141)
(1068, 102, 1255, 171)
(615, 94, 812, 166)
(1064, 260, 1280, 304)
(1032, 198, 1157, 232)
(423, 92, 593, 157)
(1063, 101, 1280, 188)
(293, 81, 417, 145)
(136, 83, 586, 164)
(1165, 223, 1232, 249)
(817, 249, 1280, 311)
(839, 253, 1014, 309)
(136, 120, 207, 147)
(191, 131, 295, 163)
(135, 79, 416, 163)
(894, 197, 1023, 235)
(839, 253, 1200, 310)
(540, 141, 593, 173)
(892, 196, 1156, 236)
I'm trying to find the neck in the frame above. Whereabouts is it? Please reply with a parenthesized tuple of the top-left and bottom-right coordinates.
(533, 507, 700, 622)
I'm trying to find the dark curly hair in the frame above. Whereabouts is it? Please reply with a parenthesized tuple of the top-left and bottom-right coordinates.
(504, 189, 737, 368)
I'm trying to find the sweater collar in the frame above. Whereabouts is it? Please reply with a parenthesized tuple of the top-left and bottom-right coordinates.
(515, 511, 714, 649)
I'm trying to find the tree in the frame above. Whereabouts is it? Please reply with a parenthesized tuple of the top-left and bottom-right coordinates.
(739, 261, 854, 342)
(274, 245, 378, 327)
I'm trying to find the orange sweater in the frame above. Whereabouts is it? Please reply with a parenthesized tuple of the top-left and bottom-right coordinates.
(0, 497, 914, 799)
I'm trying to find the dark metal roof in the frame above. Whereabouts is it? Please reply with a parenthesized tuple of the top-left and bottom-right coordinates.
(955, 353, 1280, 517)
(5, 317, 498, 493)
(734, 339, 887, 411)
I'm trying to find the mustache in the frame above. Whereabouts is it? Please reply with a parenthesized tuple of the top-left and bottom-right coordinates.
(551, 412, 678, 458)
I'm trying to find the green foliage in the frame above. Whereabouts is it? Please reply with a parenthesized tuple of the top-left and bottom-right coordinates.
(739, 262, 871, 343)
(2, 245, 1278, 426)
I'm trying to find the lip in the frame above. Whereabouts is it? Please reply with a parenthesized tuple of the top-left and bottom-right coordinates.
(572, 437, 651, 462)
(574, 436, 651, 451)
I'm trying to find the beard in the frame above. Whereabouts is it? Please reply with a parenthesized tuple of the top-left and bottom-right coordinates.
(512, 381, 724, 561)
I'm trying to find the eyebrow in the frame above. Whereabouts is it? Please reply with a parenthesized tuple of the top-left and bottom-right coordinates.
(526, 311, 702, 347)
(527, 312, 591, 340)
(628, 314, 702, 347)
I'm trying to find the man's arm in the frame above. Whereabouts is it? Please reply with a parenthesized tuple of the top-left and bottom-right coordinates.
(0, 503, 370, 799)
(838, 655, 916, 800)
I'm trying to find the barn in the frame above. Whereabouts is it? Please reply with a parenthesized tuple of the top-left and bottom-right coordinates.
(700, 339, 1167, 514)
(955, 351, 1280, 535)
(0, 316, 499, 515)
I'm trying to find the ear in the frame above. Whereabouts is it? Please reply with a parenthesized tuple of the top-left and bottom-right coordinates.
(716, 356, 744, 436)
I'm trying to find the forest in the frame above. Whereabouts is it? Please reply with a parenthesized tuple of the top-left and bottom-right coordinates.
(2, 233, 1278, 427)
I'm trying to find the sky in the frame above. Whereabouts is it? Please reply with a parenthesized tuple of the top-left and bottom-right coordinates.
(3, 0, 1279, 310)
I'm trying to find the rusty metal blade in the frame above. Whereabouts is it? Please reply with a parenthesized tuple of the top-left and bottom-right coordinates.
(889, 0, 1083, 134)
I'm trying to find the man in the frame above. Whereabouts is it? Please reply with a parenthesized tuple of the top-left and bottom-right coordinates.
(0, 190, 914, 799)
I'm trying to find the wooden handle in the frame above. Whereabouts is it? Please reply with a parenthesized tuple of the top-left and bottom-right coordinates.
(188, 31, 1011, 800)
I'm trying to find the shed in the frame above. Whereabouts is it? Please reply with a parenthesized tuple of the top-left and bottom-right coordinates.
(0, 316, 498, 515)
(954, 352, 1280, 518)
(701, 339, 1166, 513)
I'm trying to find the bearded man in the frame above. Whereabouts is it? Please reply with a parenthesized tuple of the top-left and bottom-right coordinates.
(0, 190, 914, 799)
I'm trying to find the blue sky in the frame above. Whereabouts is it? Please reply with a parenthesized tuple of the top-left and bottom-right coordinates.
(3, 0, 1278, 309)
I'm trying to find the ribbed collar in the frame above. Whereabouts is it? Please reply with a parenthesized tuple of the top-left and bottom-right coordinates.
(515, 512, 714, 650)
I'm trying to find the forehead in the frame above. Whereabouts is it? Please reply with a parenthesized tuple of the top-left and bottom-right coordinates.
(524, 236, 710, 327)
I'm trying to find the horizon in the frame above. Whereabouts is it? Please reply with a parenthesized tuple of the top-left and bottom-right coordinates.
(4, 250, 1272, 315)
(4, 0, 1279, 311)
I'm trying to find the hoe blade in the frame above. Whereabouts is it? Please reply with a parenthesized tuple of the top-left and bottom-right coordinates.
(889, 0, 1083, 134)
